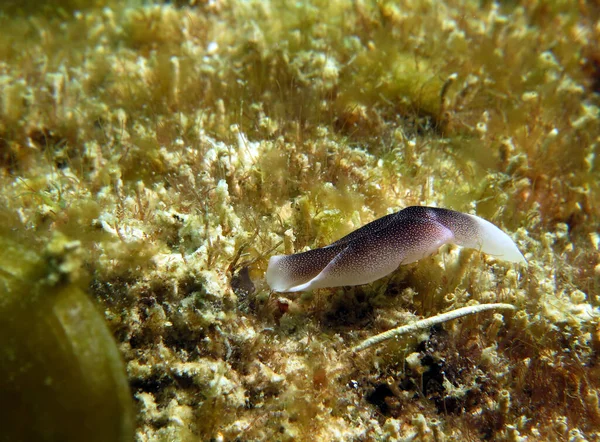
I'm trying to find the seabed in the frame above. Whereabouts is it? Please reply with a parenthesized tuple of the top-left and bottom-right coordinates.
(0, 0, 599, 440)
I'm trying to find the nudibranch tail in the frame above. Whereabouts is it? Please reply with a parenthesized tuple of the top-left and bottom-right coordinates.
(464, 214, 526, 264)
(266, 206, 526, 292)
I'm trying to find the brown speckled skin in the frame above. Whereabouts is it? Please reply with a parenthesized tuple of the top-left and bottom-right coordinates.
(270, 207, 482, 291)
(329, 207, 478, 249)
(273, 243, 346, 291)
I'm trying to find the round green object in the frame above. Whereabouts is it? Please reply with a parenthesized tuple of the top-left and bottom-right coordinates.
(0, 244, 134, 442)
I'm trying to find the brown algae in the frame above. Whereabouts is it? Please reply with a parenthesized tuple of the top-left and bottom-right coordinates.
(0, 0, 599, 440)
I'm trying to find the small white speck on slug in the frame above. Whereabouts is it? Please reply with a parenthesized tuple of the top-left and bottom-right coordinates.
(266, 206, 526, 292)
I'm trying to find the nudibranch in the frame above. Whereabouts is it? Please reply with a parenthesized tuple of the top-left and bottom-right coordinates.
(266, 206, 526, 292)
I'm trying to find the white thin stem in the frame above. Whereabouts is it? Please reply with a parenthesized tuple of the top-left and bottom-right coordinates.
(351, 303, 517, 353)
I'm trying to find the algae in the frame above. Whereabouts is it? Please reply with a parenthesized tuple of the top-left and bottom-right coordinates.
(0, 0, 599, 440)
(0, 216, 134, 442)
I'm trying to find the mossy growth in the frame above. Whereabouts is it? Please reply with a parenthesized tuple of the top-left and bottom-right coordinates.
(0, 0, 599, 440)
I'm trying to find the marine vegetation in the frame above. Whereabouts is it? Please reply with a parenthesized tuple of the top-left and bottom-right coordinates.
(0, 0, 599, 440)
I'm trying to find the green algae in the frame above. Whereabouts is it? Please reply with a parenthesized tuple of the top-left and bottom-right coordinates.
(0, 0, 599, 440)
(0, 220, 134, 442)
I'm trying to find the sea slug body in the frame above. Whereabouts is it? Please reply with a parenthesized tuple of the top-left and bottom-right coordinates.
(266, 206, 526, 292)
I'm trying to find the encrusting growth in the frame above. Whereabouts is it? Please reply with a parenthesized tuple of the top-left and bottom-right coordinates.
(267, 206, 526, 292)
